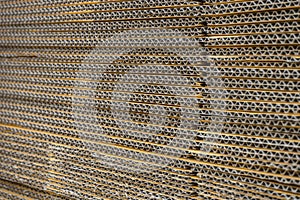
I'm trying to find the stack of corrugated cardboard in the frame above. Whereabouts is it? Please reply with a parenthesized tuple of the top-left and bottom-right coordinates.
(0, 0, 299, 199)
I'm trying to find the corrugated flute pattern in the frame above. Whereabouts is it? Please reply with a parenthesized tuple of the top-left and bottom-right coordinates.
(0, 0, 299, 199)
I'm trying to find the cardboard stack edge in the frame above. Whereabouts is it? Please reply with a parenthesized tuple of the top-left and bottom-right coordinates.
(0, 0, 299, 199)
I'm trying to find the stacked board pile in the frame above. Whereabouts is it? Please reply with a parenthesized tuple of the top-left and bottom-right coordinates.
(0, 0, 299, 199)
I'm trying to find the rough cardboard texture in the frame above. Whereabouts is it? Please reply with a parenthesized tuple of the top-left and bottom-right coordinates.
(0, 0, 299, 199)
